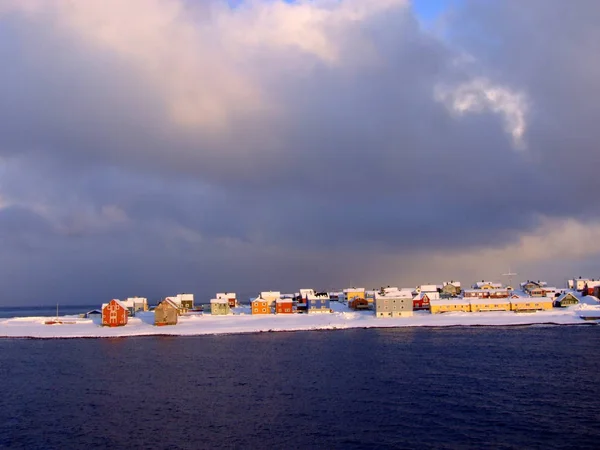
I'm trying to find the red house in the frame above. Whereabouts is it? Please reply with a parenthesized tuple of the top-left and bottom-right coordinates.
(413, 293, 431, 311)
(102, 299, 129, 327)
(275, 299, 293, 314)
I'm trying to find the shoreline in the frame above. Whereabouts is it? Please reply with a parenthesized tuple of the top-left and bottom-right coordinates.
(0, 321, 597, 340)
(1, 304, 598, 339)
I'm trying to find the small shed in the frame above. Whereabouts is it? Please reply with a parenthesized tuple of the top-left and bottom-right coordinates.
(84, 309, 102, 319)
(102, 299, 129, 327)
(155, 299, 179, 326)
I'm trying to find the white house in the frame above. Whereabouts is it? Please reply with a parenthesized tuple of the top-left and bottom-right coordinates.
(259, 291, 281, 306)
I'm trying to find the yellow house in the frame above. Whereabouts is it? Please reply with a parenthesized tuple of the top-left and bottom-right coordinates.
(469, 299, 510, 312)
(473, 281, 503, 290)
(343, 288, 365, 302)
(510, 297, 553, 312)
(430, 299, 471, 314)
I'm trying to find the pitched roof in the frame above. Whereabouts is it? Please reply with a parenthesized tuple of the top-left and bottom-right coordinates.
(556, 292, 580, 303)
(430, 299, 470, 306)
(157, 298, 178, 309)
(210, 298, 229, 304)
(102, 299, 129, 310)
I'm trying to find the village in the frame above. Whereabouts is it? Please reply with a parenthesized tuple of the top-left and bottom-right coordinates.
(93, 277, 600, 327)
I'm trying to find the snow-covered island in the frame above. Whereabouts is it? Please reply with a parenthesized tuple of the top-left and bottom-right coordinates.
(1, 301, 599, 339)
(3, 279, 600, 339)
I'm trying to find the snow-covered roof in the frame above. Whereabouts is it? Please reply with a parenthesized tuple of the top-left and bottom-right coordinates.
(260, 291, 281, 300)
(556, 291, 580, 303)
(102, 299, 128, 310)
(580, 295, 600, 305)
(376, 290, 413, 299)
(343, 287, 365, 293)
(166, 296, 181, 305)
(216, 292, 236, 299)
(210, 298, 228, 304)
(469, 299, 511, 305)
(120, 298, 134, 308)
(276, 298, 293, 303)
(510, 296, 549, 302)
(430, 299, 470, 306)
(125, 296, 147, 303)
(473, 281, 503, 289)
(443, 281, 462, 287)
(252, 298, 269, 303)
(419, 284, 440, 292)
(158, 299, 178, 309)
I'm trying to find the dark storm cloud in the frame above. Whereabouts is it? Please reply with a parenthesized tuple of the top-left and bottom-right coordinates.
(0, 0, 599, 304)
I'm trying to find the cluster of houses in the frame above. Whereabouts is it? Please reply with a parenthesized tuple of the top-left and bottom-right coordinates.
(95, 276, 600, 327)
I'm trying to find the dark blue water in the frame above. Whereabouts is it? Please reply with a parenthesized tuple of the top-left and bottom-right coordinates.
(0, 305, 99, 319)
(1, 327, 599, 449)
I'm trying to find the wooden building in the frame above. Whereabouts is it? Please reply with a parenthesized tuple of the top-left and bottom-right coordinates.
(178, 294, 194, 310)
(306, 292, 331, 314)
(275, 299, 293, 314)
(210, 298, 230, 315)
(342, 288, 366, 303)
(509, 297, 553, 312)
(154, 299, 179, 326)
(440, 281, 462, 298)
(259, 291, 281, 307)
(469, 298, 510, 312)
(251, 298, 271, 315)
(375, 291, 413, 318)
(584, 280, 600, 296)
(216, 292, 237, 308)
(349, 297, 370, 310)
(101, 299, 129, 327)
(555, 292, 579, 307)
(429, 299, 471, 314)
(463, 289, 490, 299)
(412, 293, 431, 311)
(488, 289, 510, 299)
(472, 281, 503, 290)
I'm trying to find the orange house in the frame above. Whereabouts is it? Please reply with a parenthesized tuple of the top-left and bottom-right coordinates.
(276, 299, 293, 314)
(251, 299, 271, 315)
(102, 299, 129, 327)
(349, 297, 369, 310)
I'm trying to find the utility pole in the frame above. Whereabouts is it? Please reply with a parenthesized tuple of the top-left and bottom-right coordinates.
(502, 267, 517, 290)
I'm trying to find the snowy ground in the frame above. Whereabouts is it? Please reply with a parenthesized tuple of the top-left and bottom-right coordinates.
(1, 302, 598, 339)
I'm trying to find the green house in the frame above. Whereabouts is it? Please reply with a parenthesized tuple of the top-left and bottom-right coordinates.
(210, 298, 230, 315)
(555, 292, 579, 307)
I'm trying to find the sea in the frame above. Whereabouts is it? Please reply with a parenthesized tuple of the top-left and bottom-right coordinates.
(1, 326, 599, 449)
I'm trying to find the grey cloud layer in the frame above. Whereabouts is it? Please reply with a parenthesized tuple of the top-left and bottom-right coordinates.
(1, 0, 599, 304)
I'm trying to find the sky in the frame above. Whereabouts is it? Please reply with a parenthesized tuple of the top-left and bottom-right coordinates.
(1, 0, 600, 306)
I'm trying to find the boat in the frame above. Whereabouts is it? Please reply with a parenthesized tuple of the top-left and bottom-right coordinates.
(44, 303, 63, 325)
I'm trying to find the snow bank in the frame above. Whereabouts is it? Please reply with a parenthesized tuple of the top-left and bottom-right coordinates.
(0, 303, 596, 339)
